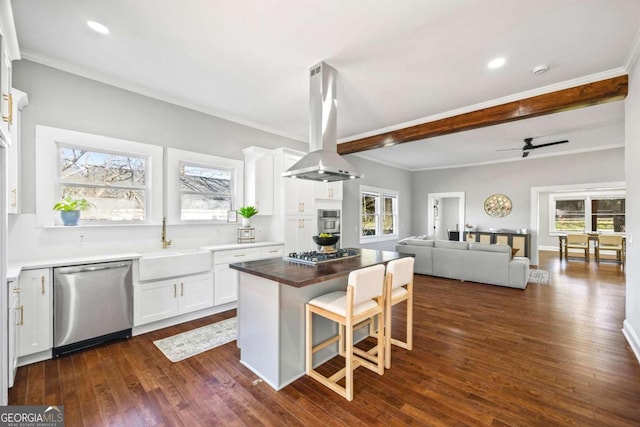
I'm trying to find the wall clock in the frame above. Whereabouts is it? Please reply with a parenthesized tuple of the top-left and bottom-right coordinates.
(484, 194, 512, 217)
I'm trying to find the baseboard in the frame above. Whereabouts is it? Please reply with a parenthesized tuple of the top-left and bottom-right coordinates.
(622, 320, 640, 365)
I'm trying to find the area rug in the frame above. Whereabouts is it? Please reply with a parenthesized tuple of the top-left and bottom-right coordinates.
(528, 269, 551, 285)
(154, 317, 237, 362)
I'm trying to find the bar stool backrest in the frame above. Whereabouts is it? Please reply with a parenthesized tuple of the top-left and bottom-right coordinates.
(348, 264, 386, 305)
(387, 257, 415, 289)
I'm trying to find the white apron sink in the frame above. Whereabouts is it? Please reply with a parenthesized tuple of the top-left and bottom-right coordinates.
(138, 248, 211, 281)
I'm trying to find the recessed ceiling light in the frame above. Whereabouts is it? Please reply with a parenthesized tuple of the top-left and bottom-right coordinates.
(487, 57, 506, 69)
(532, 65, 550, 75)
(87, 20, 109, 35)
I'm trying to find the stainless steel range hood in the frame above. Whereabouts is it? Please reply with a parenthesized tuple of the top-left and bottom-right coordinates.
(282, 62, 363, 182)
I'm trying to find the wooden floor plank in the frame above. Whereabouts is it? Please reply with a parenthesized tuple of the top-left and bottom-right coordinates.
(8, 251, 640, 426)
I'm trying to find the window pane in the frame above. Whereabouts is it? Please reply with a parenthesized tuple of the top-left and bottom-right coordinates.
(181, 164, 231, 194)
(181, 194, 232, 220)
(362, 214, 377, 236)
(59, 147, 146, 187)
(363, 194, 378, 214)
(62, 186, 145, 221)
(383, 196, 396, 234)
(555, 199, 585, 231)
(592, 198, 625, 232)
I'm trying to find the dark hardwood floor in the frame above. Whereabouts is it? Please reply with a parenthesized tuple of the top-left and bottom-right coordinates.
(9, 251, 640, 426)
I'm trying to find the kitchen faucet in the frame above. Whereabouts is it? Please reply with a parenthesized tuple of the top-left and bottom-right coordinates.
(161, 217, 172, 249)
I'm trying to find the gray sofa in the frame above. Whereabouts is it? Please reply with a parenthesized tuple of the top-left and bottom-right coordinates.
(395, 238, 529, 289)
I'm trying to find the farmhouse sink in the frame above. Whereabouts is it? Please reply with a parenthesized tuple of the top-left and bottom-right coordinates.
(138, 248, 211, 281)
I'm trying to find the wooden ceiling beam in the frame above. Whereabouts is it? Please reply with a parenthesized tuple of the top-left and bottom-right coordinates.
(337, 75, 628, 155)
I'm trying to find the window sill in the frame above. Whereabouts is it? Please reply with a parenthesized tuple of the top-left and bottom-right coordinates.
(359, 234, 399, 244)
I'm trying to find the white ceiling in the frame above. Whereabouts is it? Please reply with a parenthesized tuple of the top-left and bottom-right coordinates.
(11, 0, 640, 169)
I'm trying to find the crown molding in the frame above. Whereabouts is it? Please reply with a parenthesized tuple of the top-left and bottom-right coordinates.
(624, 26, 640, 72)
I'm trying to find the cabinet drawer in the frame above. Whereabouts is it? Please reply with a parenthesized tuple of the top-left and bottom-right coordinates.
(261, 245, 284, 258)
(214, 248, 262, 264)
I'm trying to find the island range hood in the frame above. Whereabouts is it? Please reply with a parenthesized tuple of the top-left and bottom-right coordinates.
(282, 62, 363, 182)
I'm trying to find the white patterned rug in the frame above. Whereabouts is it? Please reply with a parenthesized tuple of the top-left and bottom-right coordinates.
(154, 317, 237, 362)
(528, 269, 551, 285)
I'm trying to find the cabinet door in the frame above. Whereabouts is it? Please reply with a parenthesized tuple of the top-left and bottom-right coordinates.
(512, 235, 527, 257)
(7, 89, 26, 214)
(8, 280, 19, 387)
(134, 279, 178, 326)
(315, 181, 343, 200)
(214, 264, 239, 305)
(283, 153, 315, 216)
(284, 217, 316, 254)
(178, 272, 214, 314)
(0, 38, 12, 136)
(18, 269, 52, 357)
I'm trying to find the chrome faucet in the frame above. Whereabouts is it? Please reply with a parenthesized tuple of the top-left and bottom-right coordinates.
(161, 217, 172, 249)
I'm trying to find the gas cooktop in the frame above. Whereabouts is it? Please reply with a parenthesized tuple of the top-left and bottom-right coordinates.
(283, 248, 360, 265)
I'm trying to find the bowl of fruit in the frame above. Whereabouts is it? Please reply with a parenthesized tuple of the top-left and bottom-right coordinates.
(313, 233, 340, 252)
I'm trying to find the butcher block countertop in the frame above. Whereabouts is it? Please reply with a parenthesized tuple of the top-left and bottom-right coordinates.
(229, 248, 411, 288)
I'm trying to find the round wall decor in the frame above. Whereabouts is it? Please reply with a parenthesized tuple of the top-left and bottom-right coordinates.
(484, 193, 512, 217)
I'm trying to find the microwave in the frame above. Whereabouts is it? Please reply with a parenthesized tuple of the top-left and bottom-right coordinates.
(318, 209, 340, 234)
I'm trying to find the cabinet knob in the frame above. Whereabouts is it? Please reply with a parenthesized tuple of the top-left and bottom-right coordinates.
(181, 282, 184, 296)
(173, 283, 177, 298)
(41, 276, 45, 295)
(19, 305, 24, 326)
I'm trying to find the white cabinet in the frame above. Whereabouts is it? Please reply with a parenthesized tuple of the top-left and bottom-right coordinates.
(0, 33, 13, 138)
(283, 152, 316, 216)
(243, 147, 274, 215)
(8, 279, 20, 387)
(134, 272, 213, 326)
(284, 217, 315, 255)
(315, 181, 343, 200)
(213, 245, 284, 305)
(7, 89, 28, 214)
(18, 269, 52, 357)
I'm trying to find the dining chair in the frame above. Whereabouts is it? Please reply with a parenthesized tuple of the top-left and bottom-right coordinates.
(305, 264, 386, 401)
(597, 235, 625, 265)
(565, 234, 589, 261)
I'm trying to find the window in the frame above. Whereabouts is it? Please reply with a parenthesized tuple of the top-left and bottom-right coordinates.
(58, 145, 148, 222)
(166, 148, 243, 224)
(180, 161, 233, 221)
(550, 191, 625, 233)
(360, 186, 399, 243)
(36, 125, 163, 227)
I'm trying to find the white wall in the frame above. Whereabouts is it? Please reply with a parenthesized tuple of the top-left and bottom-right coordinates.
(623, 54, 640, 362)
(411, 148, 624, 255)
(9, 60, 307, 261)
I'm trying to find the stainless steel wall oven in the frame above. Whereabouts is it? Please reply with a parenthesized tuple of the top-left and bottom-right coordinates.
(317, 209, 340, 234)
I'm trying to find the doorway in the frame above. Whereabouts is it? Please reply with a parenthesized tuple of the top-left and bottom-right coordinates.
(427, 192, 465, 241)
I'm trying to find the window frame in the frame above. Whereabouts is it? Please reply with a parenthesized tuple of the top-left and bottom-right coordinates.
(36, 125, 163, 227)
(166, 148, 244, 225)
(359, 185, 399, 244)
(549, 190, 626, 234)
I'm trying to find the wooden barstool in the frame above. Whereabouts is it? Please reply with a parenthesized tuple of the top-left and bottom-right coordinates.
(384, 257, 415, 369)
(305, 264, 386, 401)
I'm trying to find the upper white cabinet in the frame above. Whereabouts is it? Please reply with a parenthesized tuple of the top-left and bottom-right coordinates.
(7, 88, 28, 214)
(281, 151, 316, 217)
(0, 6, 20, 139)
(242, 146, 274, 215)
(315, 181, 343, 200)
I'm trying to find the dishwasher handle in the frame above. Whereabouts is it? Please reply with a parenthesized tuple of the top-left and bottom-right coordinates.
(56, 262, 131, 275)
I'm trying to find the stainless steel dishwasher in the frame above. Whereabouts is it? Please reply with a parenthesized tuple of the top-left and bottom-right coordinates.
(53, 260, 133, 357)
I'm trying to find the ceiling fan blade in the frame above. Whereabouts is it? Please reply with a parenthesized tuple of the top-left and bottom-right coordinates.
(523, 140, 569, 150)
(496, 147, 522, 152)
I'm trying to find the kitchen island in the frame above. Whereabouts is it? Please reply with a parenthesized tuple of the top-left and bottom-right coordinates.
(230, 248, 409, 390)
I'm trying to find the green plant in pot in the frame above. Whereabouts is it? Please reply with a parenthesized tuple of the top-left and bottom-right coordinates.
(238, 206, 259, 227)
(52, 196, 95, 226)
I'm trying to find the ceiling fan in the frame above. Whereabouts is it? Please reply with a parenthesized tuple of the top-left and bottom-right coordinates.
(498, 137, 569, 158)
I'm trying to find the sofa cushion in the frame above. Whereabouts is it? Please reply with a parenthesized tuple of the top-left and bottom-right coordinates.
(434, 241, 469, 250)
(400, 239, 434, 247)
(469, 243, 510, 253)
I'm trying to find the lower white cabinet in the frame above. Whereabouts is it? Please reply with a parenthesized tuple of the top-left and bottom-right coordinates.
(18, 268, 52, 357)
(213, 245, 284, 305)
(134, 271, 213, 326)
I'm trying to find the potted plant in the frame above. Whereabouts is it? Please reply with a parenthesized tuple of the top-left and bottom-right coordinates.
(52, 196, 95, 226)
(238, 206, 259, 227)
